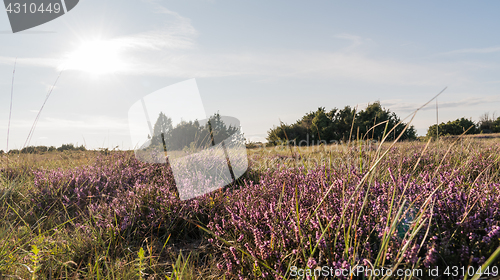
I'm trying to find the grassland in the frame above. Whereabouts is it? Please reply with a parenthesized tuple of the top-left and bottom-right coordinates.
(1, 137, 500, 279)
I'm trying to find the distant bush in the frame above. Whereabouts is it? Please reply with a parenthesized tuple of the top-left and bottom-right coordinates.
(495, 117, 500, 133)
(21, 146, 48, 154)
(5, 144, 87, 154)
(147, 112, 240, 151)
(267, 102, 416, 145)
(0, 150, 4, 155)
(246, 142, 267, 149)
(426, 113, 500, 139)
(56, 144, 86, 152)
(427, 117, 478, 138)
(478, 113, 500, 134)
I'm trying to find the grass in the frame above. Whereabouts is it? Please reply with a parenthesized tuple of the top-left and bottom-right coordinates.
(0, 136, 499, 279)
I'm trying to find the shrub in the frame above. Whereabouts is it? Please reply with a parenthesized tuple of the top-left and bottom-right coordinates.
(267, 102, 416, 145)
(21, 146, 49, 154)
(56, 144, 86, 152)
(426, 117, 478, 138)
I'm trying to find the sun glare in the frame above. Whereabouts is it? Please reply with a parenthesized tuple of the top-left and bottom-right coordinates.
(63, 40, 127, 75)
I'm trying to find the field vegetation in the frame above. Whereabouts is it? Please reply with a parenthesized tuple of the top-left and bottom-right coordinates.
(1, 133, 500, 279)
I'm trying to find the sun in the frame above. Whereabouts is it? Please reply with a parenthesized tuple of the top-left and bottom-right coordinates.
(62, 39, 127, 75)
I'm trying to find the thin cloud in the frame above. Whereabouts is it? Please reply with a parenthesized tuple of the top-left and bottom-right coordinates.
(334, 33, 366, 49)
(0, 36, 471, 87)
(0, 5, 479, 87)
(382, 96, 500, 112)
(153, 51, 466, 86)
(442, 46, 500, 55)
(0, 56, 61, 68)
(0, 116, 129, 130)
(113, 4, 198, 51)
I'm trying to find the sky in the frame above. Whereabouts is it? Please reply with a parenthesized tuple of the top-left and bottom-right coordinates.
(1, 0, 500, 150)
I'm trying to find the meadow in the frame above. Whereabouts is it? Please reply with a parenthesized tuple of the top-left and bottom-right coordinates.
(0, 136, 500, 279)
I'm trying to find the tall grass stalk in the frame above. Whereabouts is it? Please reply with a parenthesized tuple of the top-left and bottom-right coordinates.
(305, 88, 448, 276)
(24, 70, 64, 149)
(468, 245, 500, 280)
(6, 58, 16, 168)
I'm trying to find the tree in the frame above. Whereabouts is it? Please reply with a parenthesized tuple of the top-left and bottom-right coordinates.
(167, 120, 204, 151)
(426, 117, 477, 138)
(151, 112, 173, 149)
(333, 106, 356, 141)
(478, 112, 495, 133)
(478, 113, 500, 134)
(207, 113, 239, 145)
(21, 146, 48, 154)
(493, 116, 500, 133)
(149, 112, 240, 151)
(266, 102, 416, 145)
(311, 108, 331, 141)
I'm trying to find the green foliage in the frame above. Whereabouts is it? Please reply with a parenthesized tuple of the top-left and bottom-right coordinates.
(151, 112, 173, 149)
(267, 102, 416, 145)
(21, 146, 48, 154)
(148, 112, 240, 151)
(30, 245, 41, 280)
(166, 251, 192, 280)
(426, 117, 478, 138)
(57, 144, 86, 152)
(478, 113, 500, 133)
(136, 247, 146, 280)
(495, 117, 500, 133)
(7, 149, 19, 154)
(8, 144, 85, 154)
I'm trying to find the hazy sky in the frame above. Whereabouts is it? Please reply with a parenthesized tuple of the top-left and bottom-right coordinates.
(1, 0, 500, 150)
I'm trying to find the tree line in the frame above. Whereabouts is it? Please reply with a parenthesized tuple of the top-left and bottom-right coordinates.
(426, 113, 500, 138)
(267, 102, 417, 145)
(267, 102, 500, 146)
(0, 143, 86, 155)
(2, 108, 497, 155)
(146, 112, 240, 152)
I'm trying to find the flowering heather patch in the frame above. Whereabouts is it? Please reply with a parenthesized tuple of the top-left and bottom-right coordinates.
(31, 152, 213, 238)
(208, 140, 500, 279)
(12, 139, 500, 279)
(207, 166, 500, 278)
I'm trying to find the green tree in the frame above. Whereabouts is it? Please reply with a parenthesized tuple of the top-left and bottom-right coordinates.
(478, 113, 495, 133)
(151, 112, 173, 149)
(311, 107, 331, 142)
(207, 113, 239, 145)
(494, 117, 500, 133)
(266, 102, 416, 145)
(169, 121, 196, 150)
(426, 117, 477, 138)
(333, 106, 356, 141)
(149, 112, 239, 151)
